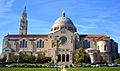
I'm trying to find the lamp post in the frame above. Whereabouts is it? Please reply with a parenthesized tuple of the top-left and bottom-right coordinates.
(53, 36, 58, 71)
(17, 53, 20, 62)
(54, 36, 61, 71)
(17, 49, 23, 62)
(56, 40, 59, 71)
(35, 53, 38, 62)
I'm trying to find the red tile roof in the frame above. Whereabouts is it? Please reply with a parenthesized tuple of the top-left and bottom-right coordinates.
(86, 34, 109, 38)
(5, 34, 48, 38)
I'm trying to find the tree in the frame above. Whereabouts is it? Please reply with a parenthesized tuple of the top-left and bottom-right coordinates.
(74, 47, 91, 65)
(9, 55, 18, 62)
(0, 56, 6, 62)
(114, 58, 120, 64)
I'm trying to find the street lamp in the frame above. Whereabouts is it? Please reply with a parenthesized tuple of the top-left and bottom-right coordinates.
(54, 36, 62, 71)
(35, 53, 38, 62)
(56, 41, 58, 71)
(17, 49, 23, 62)
(17, 53, 20, 62)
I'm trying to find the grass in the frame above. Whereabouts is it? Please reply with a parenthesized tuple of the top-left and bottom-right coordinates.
(0, 67, 120, 71)
(67, 67, 120, 71)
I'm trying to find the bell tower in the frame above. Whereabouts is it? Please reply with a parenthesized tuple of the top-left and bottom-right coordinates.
(20, 6, 28, 35)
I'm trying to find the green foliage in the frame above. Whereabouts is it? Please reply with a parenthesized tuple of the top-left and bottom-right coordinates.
(0, 56, 6, 62)
(74, 47, 91, 65)
(0, 67, 120, 71)
(0, 68, 60, 71)
(114, 58, 120, 64)
(9, 55, 18, 62)
(9, 54, 35, 62)
(9, 53, 51, 63)
(37, 56, 51, 63)
(67, 67, 120, 71)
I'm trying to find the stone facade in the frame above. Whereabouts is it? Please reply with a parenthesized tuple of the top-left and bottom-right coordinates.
(1, 7, 119, 65)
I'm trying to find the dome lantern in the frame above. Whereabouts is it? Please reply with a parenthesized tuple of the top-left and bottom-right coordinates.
(62, 11, 65, 17)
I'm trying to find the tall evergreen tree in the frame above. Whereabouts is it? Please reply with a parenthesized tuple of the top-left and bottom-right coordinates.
(74, 47, 91, 65)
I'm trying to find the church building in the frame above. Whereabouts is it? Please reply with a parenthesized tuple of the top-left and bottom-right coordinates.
(2, 6, 119, 65)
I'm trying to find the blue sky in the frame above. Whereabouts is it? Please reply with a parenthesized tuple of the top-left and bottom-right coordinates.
(0, 0, 120, 53)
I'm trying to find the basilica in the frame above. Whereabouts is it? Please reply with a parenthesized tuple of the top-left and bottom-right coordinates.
(2, 6, 119, 65)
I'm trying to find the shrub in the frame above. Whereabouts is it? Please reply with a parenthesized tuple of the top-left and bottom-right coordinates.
(114, 58, 120, 64)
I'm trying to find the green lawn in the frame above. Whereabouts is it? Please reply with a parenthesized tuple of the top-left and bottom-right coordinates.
(0, 67, 120, 71)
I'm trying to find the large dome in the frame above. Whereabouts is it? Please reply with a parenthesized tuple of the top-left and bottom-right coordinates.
(50, 11, 77, 33)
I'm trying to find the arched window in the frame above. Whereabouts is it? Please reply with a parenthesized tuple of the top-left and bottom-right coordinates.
(104, 45, 107, 51)
(42, 41, 44, 48)
(66, 54, 69, 62)
(20, 41, 22, 48)
(58, 54, 61, 62)
(25, 41, 27, 47)
(22, 39, 25, 47)
(37, 39, 44, 48)
(62, 54, 65, 62)
(20, 39, 27, 48)
(39, 40, 42, 48)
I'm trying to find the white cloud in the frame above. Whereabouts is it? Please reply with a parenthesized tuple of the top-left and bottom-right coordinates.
(81, 18, 113, 24)
(77, 24, 97, 29)
(29, 18, 51, 28)
(6, 0, 14, 7)
(0, 0, 15, 13)
(75, 18, 98, 30)
(0, 0, 18, 29)
(75, 23, 97, 33)
(27, 18, 51, 34)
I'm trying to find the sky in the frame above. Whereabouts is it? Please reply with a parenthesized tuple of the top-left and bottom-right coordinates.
(0, 0, 120, 53)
